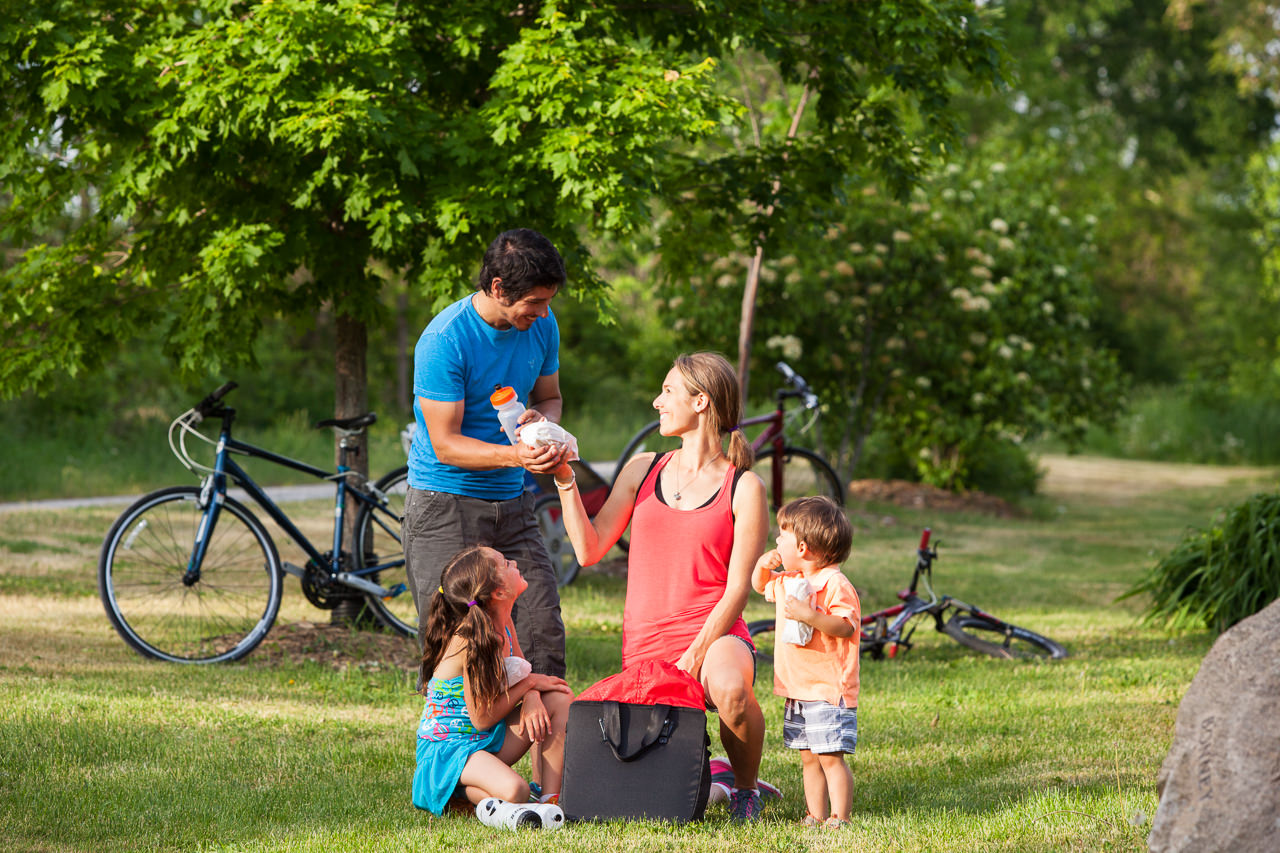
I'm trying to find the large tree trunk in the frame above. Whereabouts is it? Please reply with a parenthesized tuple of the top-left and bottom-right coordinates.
(331, 311, 371, 628)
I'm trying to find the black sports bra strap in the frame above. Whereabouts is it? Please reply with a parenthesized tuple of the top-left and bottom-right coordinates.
(643, 451, 667, 484)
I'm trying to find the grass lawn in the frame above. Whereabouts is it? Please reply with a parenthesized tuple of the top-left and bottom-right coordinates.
(0, 454, 1275, 852)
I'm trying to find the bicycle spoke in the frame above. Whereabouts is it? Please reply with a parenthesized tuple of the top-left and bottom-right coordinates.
(101, 489, 281, 663)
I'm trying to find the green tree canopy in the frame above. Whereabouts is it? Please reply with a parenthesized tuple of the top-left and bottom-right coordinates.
(2, 0, 1004, 409)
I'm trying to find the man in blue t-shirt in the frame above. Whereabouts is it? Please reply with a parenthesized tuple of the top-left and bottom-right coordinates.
(404, 228, 572, 682)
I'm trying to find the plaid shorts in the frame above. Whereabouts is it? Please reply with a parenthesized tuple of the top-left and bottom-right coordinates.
(782, 698, 858, 755)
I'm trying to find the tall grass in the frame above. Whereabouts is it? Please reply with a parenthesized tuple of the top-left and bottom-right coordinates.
(1123, 491, 1280, 634)
(1, 409, 410, 503)
(1, 401, 658, 504)
(1078, 384, 1280, 465)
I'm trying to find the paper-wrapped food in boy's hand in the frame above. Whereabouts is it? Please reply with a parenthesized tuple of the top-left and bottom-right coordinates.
(778, 575, 815, 646)
(519, 421, 579, 460)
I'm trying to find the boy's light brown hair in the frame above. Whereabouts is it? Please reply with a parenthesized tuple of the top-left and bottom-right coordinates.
(777, 495, 852, 566)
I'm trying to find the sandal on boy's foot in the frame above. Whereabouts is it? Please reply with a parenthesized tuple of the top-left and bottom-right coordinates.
(476, 798, 544, 830)
(823, 816, 851, 830)
(727, 788, 763, 822)
(799, 813, 823, 828)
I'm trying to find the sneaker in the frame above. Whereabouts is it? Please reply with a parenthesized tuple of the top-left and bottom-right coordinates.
(709, 757, 782, 801)
(727, 788, 762, 822)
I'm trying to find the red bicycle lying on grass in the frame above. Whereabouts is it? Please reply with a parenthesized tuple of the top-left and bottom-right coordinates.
(748, 528, 1068, 663)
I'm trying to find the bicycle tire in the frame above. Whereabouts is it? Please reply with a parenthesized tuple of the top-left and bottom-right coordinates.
(940, 608, 1067, 660)
(533, 493, 581, 588)
(747, 618, 776, 665)
(99, 486, 283, 663)
(355, 465, 416, 637)
(755, 445, 846, 510)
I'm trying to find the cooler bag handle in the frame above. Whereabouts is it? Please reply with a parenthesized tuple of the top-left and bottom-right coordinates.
(597, 702, 675, 762)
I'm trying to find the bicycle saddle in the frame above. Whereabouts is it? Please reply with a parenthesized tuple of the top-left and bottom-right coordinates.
(315, 413, 377, 430)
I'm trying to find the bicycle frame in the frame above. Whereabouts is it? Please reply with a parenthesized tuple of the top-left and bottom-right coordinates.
(858, 528, 942, 658)
(738, 385, 810, 510)
(185, 407, 404, 599)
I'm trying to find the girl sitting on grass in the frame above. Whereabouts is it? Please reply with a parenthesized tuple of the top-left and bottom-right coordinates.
(412, 545, 573, 817)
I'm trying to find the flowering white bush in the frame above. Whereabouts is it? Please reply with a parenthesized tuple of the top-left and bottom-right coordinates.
(657, 148, 1122, 489)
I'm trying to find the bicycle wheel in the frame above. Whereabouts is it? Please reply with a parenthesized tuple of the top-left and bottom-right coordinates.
(99, 486, 282, 663)
(754, 445, 846, 510)
(940, 607, 1067, 660)
(534, 493, 581, 587)
(747, 618, 776, 666)
(355, 465, 416, 637)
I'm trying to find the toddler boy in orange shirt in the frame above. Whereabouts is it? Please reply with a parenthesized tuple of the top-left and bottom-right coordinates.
(751, 496, 859, 830)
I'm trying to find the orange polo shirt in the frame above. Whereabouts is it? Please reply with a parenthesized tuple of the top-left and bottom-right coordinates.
(763, 566, 861, 707)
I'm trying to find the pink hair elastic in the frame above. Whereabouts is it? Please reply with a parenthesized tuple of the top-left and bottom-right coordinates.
(466, 600, 477, 608)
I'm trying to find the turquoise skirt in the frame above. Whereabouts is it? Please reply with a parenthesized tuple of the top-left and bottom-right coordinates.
(412, 721, 507, 815)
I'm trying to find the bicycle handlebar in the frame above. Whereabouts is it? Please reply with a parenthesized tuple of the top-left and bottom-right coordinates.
(919, 528, 932, 550)
(774, 361, 819, 409)
(195, 381, 238, 418)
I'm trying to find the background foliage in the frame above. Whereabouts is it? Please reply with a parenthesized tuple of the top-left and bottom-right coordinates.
(4, 0, 1280, 501)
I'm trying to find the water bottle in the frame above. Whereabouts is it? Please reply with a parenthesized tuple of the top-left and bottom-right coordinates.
(490, 386, 525, 445)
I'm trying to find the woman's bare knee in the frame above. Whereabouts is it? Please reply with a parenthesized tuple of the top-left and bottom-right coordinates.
(706, 675, 752, 720)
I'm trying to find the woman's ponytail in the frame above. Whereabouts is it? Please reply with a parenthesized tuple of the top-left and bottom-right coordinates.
(725, 426, 754, 471)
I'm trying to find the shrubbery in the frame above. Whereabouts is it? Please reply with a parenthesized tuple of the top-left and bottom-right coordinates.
(1124, 492, 1280, 634)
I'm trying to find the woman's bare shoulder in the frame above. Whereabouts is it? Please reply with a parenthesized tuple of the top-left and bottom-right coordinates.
(615, 450, 661, 490)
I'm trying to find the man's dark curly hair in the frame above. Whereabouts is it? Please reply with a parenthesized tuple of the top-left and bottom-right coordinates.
(476, 228, 566, 301)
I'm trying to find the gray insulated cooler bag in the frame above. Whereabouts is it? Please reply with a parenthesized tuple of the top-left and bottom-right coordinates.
(560, 698, 712, 823)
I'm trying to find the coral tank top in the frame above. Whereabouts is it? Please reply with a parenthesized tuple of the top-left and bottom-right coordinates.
(621, 452, 750, 666)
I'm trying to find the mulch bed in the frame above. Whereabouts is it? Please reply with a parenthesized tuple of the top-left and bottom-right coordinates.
(846, 479, 1021, 518)
(250, 619, 421, 671)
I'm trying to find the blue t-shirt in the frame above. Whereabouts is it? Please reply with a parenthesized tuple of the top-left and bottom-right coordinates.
(409, 294, 560, 498)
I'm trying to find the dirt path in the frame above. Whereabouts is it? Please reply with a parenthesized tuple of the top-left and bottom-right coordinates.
(1037, 453, 1277, 499)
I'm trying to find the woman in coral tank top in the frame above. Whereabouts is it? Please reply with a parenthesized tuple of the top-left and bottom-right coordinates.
(550, 352, 770, 820)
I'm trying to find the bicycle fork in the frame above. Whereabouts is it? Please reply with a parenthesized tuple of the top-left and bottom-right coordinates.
(183, 463, 228, 587)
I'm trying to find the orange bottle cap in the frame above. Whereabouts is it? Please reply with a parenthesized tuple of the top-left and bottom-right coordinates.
(489, 386, 516, 406)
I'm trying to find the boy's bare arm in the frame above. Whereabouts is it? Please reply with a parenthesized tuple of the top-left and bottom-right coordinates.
(783, 596, 856, 638)
(751, 549, 782, 594)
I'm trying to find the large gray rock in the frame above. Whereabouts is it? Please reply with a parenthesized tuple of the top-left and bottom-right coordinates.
(1149, 597, 1280, 852)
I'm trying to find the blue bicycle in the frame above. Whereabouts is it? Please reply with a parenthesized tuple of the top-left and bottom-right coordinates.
(98, 382, 413, 664)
